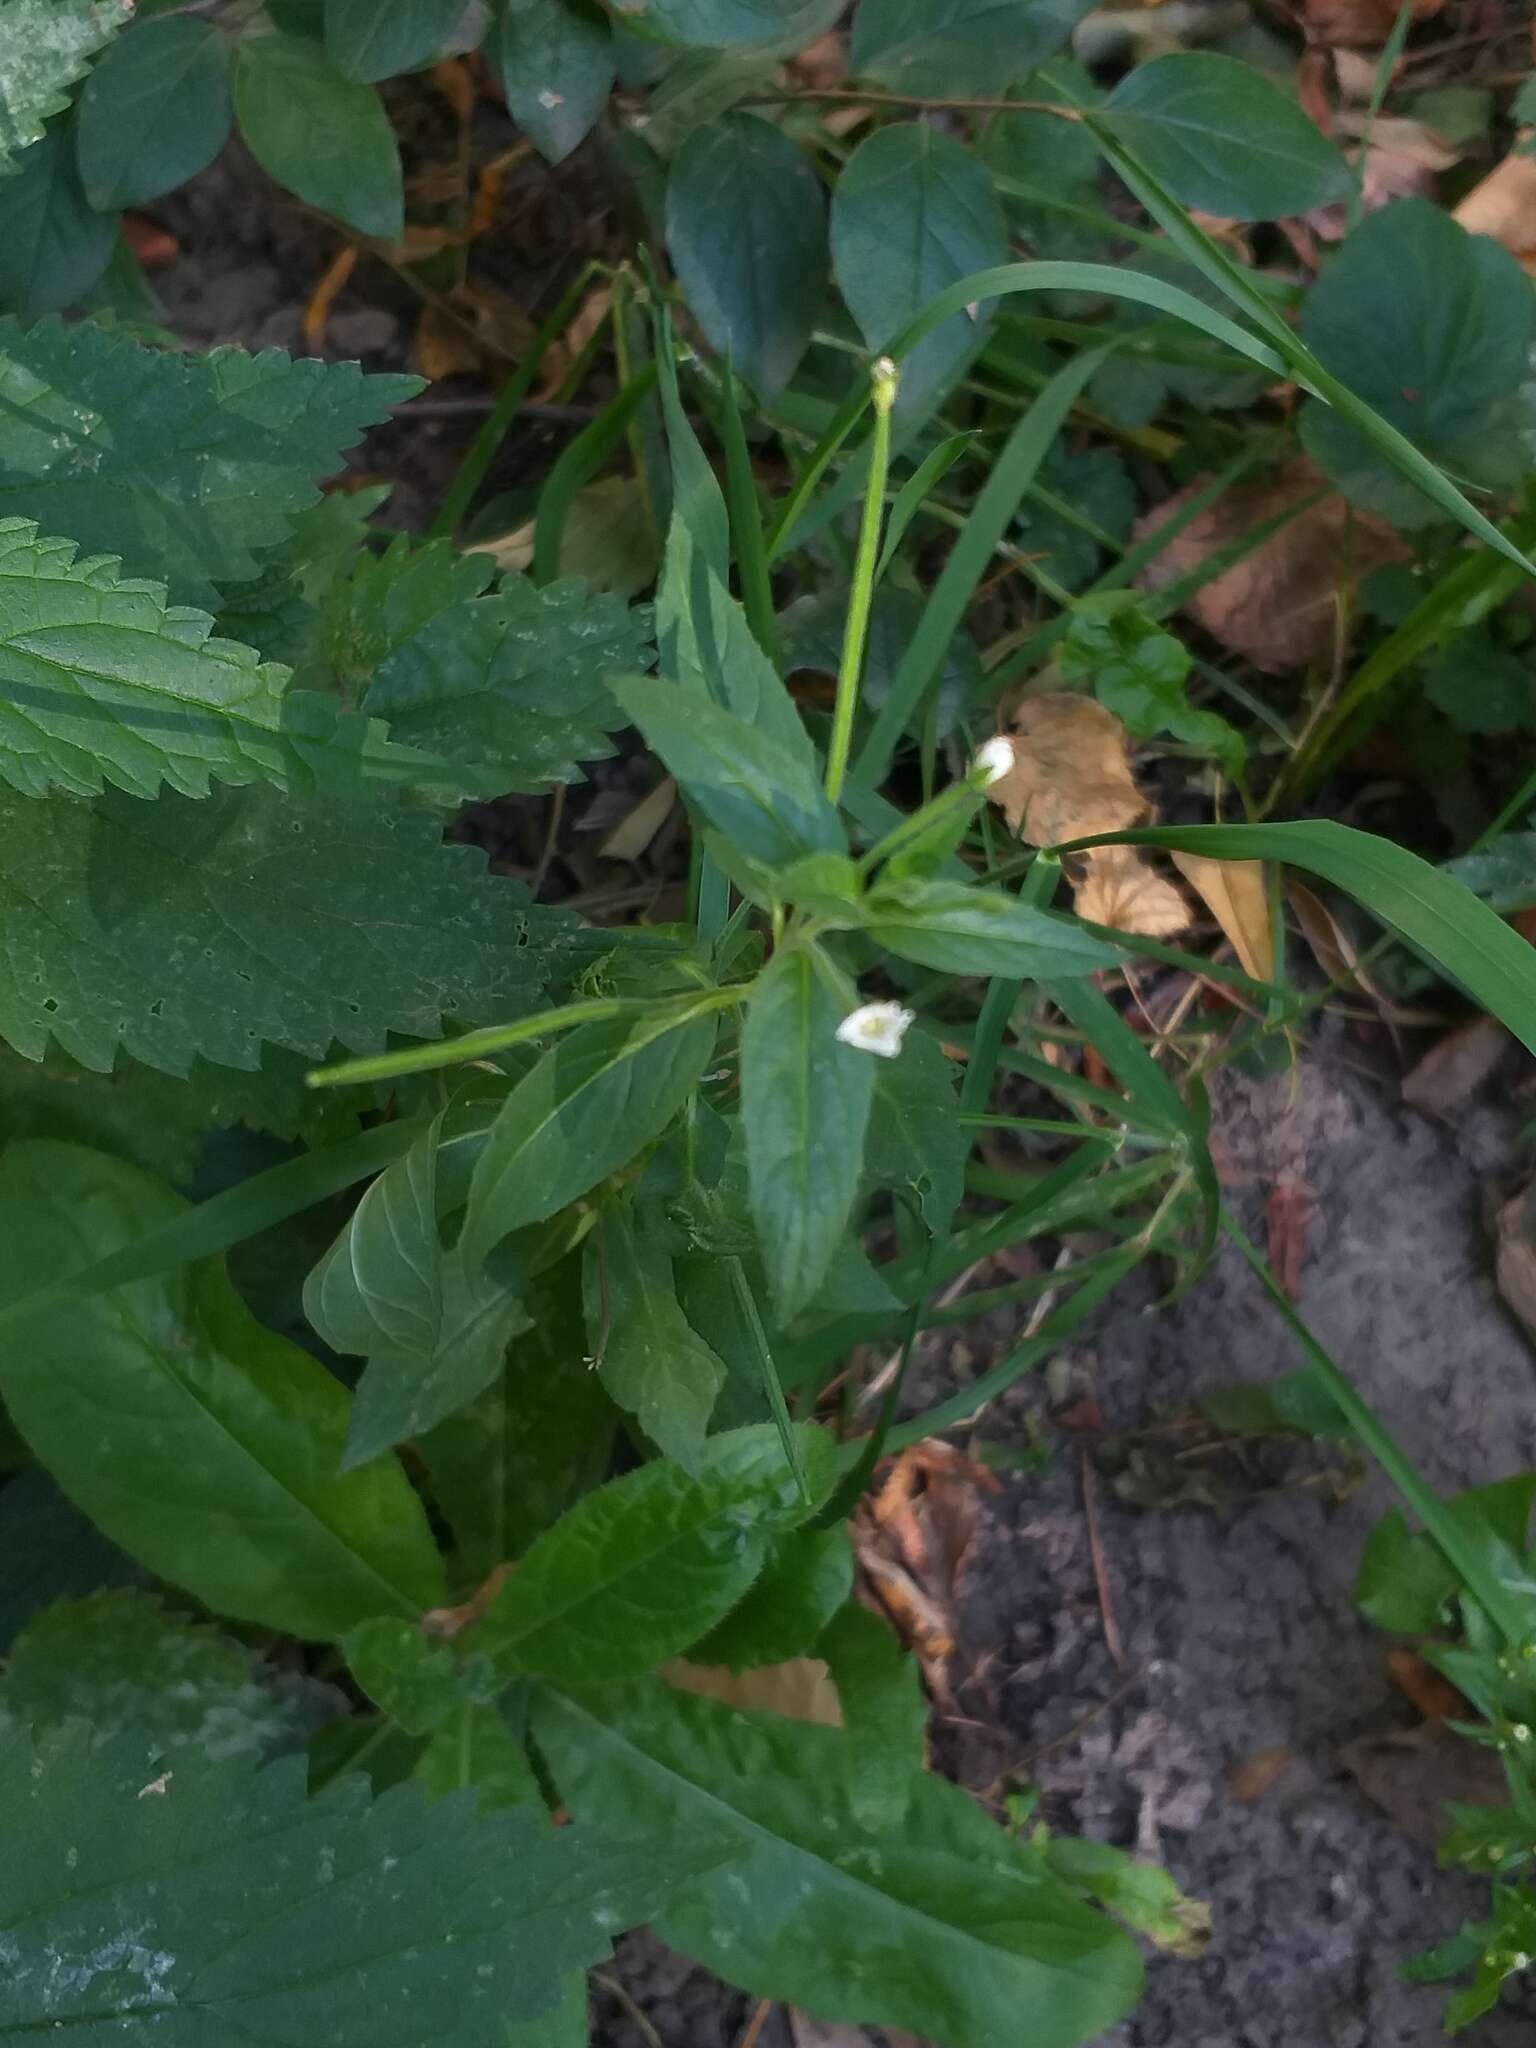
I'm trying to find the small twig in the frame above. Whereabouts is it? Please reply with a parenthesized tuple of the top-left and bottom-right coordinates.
(1081, 1449, 1125, 1668)
(592, 1973, 665, 2048)
(529, 784, 566, 903)
(737, 1997, 775, 2048)
(404, 397, 601, 423)
(987, 1663, 1146, 1790)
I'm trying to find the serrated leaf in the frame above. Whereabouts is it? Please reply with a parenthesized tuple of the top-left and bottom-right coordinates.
(470, 1423, 833, 1683)
(305, 1109, 533, 1468)
(742, 943, 873, 1322)
(613, 673, 842, 868)
(850, 0, 1092, 97)
(534, 1676, 1144, 2048)
(325, 0, 466, 81)
(585, 1202, 724, 1470)
(75, 17, 232, 209)
(1059, 595, 1243, 774)
(0, 316, 417, 607)
(830, 122, 1006, 415)
(0, 1467, 146, 1655)
(0, 1589, 316, 1762)
(0, 0, 130, 176)
(865, 876, 1119, 978)
(316, 532, 494, 693)
(1099, 53, 1351, 220)
(0, 780, 575, 1074)
(666, 112, 827, 395)
(420, 1257, 617, 1580)
(0, 1718, 725, 2044)
(492, 0, 614, 163)
(234, 29, 403, 242)
(463, 1002, 721, 1268)
(0, 1140, 445, 1639)
(866, 1030, 967, 1235)
(689, 1521, 852, 1670)
(364, 576, 649, 791)
(0, 116, 117, 315)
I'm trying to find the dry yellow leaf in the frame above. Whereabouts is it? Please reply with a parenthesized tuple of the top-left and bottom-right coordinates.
(985, 694, 1190, 939)
(661, 1656, 843, 1727)
(1454, 147, 1536, 275)
(465, 524, 535, 574)
(1172, 852, 1273, 980)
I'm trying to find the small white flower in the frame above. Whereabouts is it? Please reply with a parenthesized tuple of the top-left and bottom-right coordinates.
(836, 1000, 914, 1059)
(972, 735, 1015, 787)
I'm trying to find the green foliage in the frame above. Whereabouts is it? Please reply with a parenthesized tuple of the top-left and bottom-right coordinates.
(234, 29, 404, 241)
(0, 119, 117, 314)
(850, 0, 1092, 97)
(585, 1201, 726, 1468)
(0, 0, 127, 176)
(492, 0, 615, 163)
(1097, 53, 1351, 220)
(75, 18, 232, 209)
(1059, 595, 1244, 774)
(667, 113, 828, 395)
(0, 1717, 718, 2043)
(324, 0, 467, 81)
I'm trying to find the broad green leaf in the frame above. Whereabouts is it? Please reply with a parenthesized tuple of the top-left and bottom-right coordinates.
(817, 1598, 929, 1825)
(830, 123, 1006, 414)
(364, 576, 649, 790)
(866, 877, 1120, 977)
(0, 1467, 145, 1653)
(0, 0, 128, 176)
(689, 1521, 852, 1669)
(535, 1676, 1144, 2048)
(656, 514, 814, 759)
(612, 673, 843, 868)
(850, 0, 1092, 96)
(866, 1030, 967, 1234)
(325, 0, 466, 80)
(1298, 199, 1536, 525)
(344, 1614, 466, 1734)
(1059, 595, 1242, 774)
(305, 1112, 533, 1469)
(235, 29, 403, 241)
(586, 1203, 724, 1469)
(492, 0, 614, 163)
(0, 316, 417, 608)
(0, 781, 574, 1074)
(1354, 1475, 1536, 1636)
(1014, 441, 1135, 593)
(0, 1718, 721, 2044)
(742, 943, 873, 1321)
(311, 532, 494, 694)
(1422, 631, 1534, 736)
(417, 1699, 545, 1811)
(470, 1423, 832, 1682)
(1445, 832, 1536, 914)
(606, 0, 829, 46)
(1099, 53, 1351, 220)
(420, 1258, 617, 1580)
(0, 1140, 444, 1639)
(0, 1588, 315, 1761)
(0, 118, 116, 315)
(1113, 819, 1536, 1061)
(666, 112, 827, 395)
(463, 1003, 720, 1268)
(75, 18, 231, 208)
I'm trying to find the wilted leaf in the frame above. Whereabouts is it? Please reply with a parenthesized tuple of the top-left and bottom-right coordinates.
(662, 1655, 843, 1726)
(1339, 1725, 1503, 1849)
(1133, 458, 1405, 674)
(1453, 148, 1536, 275)
(1171, 853, 1273, 980)
(1401, 1016, 1511, 1117)
(985, 694, 1190, 938)
(1496, 1183, 1536, 1339)
(1303, 0, 1442, 48)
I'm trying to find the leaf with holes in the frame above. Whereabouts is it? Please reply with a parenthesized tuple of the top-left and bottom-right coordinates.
(0, 781, 577, 1074)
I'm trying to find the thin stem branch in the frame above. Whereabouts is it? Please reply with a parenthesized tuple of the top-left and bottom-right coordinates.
(744, 88, 1080, 118)
(824, 357, 897, 804)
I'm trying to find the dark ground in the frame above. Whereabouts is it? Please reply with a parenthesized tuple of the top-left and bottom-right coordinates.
(146, 136, 1536, 2048)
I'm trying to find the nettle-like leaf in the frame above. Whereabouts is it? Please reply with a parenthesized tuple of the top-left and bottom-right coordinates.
(305, 1108, 533, 1469)
(0, 782, 578, 1074)
(0, 0, 130, 176)
(316, 534, 494, 695)
(0, 316, 418, 607)
(470, 1423, 835, 1684)
(0, 1719, 727, 2046)
(0, 1140, 445, 1640)
(0, 1588, 318, 1763)
(363, 576, 651, 791)
(535, 1676, 1145, 2048)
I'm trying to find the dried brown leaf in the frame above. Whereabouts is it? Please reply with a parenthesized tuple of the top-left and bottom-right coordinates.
(662, 1657, 843, 1727)
(597, 776, 678, 863)
(1133, 459, 1407, 674)
(1075, 845, 1190, 938)
(415, 302, 483, 381)
(1304, 0, 1442, 51)
(1306, 119, 1459, 241)
(1496, 1185, 1536, 1337)
(1227, 1746, 1298, 1803)
(1386, 1646, 1465, 1724)
(1172, 852, 1273, 980)
(1340, 1725, 1502, 1848)
(1402, 1016, 1511, 1118)
(1454, 147, 1536, 275)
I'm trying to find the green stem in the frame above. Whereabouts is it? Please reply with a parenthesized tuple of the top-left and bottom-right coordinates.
(823, 357, 897, 804)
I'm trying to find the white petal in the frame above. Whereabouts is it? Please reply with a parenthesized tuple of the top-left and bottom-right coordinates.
(972, 735, 1016, 787)
(835, 1000, 915, 1059)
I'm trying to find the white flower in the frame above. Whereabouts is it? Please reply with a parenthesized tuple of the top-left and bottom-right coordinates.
(971, 735, 1015, 787)
(836, 1000, 914, 1059)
